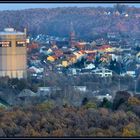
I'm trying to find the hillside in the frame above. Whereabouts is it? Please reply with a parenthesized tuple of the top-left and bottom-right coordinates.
(0, 6, 140, 40)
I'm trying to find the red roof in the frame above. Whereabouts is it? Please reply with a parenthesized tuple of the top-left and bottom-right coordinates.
(53, 49, 63, 57)
(80, 50, 85, 54)
(27, 42, 39, 49)
(86, 55, 95, 61)
(100, 45, 112, 50)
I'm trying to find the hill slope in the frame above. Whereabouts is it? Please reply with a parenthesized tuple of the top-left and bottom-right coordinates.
(0, 6, 140, 40)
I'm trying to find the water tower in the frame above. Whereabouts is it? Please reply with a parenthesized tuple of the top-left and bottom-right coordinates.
(0, 28, 28, 78)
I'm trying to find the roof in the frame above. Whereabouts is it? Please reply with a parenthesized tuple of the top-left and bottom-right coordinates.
(18, 89, 37, 97)
(100, 45, 112, 50)
(0, 31, 25, 35)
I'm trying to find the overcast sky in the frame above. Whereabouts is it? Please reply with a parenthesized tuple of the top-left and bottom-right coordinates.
(0, 3, 139, 11)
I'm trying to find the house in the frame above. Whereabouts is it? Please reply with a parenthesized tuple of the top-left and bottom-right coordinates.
(73, 51, 86, 61)
(67, 68, 81, 75)
(62, 61, 69, 67)
(28, 66, 44, 74)
(37, 87, 52, 96)
(136, 52, 140, 63)
(92, 68, 113, 77)
(80, 69, 92, 74)
(38, 86, 62, 96)
(109, 40, 119, 46)
(84, 63, 95, 70)
(114, 11, 120, 16)
(107, 32, 118, 39)
(47, 55, 57, 62)
(86, 53, 96, 62)
(75, 42, 86, 49)
(126, 71, 136, 78)
(53, 49, 63, 58)
(68, 54, 77, 64)
(125, 61, 137, 77)
(27, 42, 39, 52)
(99, 45, 114, 53)
(96, 94, 112, 101)
(47, 48, 53, 55)
(135, 14, 140, 18)
(17, 89, 40, 105)
(40, 46, 49, 55)
(73, 86, 87, 92)
(18, 89, 37, 97)
(95, 38, 107, 46)
(51, 45, 58, 49)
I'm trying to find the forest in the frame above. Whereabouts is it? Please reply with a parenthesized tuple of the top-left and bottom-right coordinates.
(1, 90, 140, 137)
(0, 5, 140, 40)
(0, 73, 140, 137)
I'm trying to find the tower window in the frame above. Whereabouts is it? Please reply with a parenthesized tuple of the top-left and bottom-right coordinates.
(16, 41, 26, 47)
(0, 41, 11, 47)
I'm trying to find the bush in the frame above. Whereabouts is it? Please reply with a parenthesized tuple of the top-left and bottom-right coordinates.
(100, 98, 112, 109)
(84, 101, 97, 109)
(128, 97, 140, 106)
(36, 101, 54, 111)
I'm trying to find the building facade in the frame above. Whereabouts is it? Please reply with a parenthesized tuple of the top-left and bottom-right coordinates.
(0, 28, 27, 79)
(92, 68, 113, 77)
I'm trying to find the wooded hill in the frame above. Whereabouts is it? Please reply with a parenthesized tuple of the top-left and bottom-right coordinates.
(0, 5, 140, 40)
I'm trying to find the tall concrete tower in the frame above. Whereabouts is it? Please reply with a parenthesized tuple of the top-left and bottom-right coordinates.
(69, 22, 76, 48)
(0, 28, 27, 79)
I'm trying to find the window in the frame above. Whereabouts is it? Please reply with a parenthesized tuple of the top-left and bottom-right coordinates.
(16, 41, 26, 47)
(0, 41, 11, 47)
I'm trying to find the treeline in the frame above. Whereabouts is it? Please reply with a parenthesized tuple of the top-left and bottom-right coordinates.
(0, 6, 140, 40)
(0, 73, 140, 107)
(1, 91, 140, 137)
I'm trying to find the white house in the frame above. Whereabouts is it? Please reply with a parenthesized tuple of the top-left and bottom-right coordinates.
(126, 71, 136, 78)
(92, 68, 113, 77)
(85, 63, 95, 70)
(73, 86, 87, 92)
(96, 94, 112, 101)
(29, 66, 44, 74)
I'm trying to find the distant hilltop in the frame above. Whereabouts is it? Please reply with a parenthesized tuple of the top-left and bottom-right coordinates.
(0, 5, 140, 40)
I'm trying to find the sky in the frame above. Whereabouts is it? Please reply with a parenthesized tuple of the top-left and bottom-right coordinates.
(0, 3, 139, 11)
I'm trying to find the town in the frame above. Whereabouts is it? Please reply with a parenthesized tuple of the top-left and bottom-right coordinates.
(0, 5, 140, 109)
(28, 28, 140, 79)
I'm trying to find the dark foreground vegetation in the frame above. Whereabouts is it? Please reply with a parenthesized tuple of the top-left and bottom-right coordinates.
(1, 90, 140, 137)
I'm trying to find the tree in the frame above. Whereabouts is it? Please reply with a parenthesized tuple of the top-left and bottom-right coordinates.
(82, 97, 88, 106)
(0, 128, 6, 137)
(114, 4, 128, 14)
(51, 129, 64, 137)
(84, 101, 97, 109)
(113, 91, 131, 110)
(17, 79, 29, 91)
(122, 123, 137, 137)
(36, 100, 54, 111)
(128, 97, 140, 106)
(100, 98, 112, 109)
